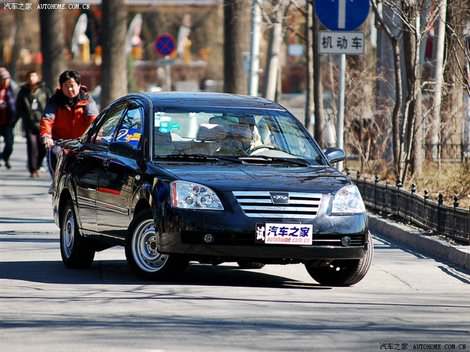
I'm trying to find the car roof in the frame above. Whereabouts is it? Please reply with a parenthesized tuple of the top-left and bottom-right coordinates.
(139, 92, 286, 111)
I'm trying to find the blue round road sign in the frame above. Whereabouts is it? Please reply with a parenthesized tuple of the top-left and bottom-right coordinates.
(154, 33, 176, 56)
(315, 0, 370, 31)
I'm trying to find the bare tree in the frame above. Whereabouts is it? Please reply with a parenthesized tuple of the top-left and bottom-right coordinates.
(372, 1, 404, 179)
(372, 0, 444, 182)
(9, 11, 27, 79)
(312, 0, 325, 145)
(224, 0, 250, 94)
(262, 0, 289, 100)
(431, 0, 447, 162)
(304, 1, 314, 133)
(0, 12, 14, 68)
(39, 0, 65, 91)
(101, 0, 128, 108)
(441, 0, 469, 160)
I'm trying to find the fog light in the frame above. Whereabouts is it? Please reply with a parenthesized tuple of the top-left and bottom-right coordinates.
(341, 236, 351, 247)
(203, 233, 214, 244)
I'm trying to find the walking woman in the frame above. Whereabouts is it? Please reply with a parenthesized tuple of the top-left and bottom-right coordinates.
(16, 70, 51, 177)
(0, 67, 17, 169)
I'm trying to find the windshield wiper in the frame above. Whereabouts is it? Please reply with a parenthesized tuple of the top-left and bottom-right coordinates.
(239, 155, 312, 167)
(156, 154, 242, 163)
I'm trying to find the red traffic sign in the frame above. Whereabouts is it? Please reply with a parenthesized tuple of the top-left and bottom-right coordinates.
(154, 33, 176, 56)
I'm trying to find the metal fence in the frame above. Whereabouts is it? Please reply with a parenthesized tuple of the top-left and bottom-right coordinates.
(350, 172, 470, 244)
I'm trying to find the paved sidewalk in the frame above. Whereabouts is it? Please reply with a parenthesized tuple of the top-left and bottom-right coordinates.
(0, 138, 57, 234)
(369, 214, 470, 271)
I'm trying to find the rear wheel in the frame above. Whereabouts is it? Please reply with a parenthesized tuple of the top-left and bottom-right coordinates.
(305, 232, 374, 286)
(125, 210, 188, 280)
(60, 201, 95, 268)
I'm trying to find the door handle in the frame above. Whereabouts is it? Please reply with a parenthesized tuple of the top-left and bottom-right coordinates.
(103, 159, 110, 168)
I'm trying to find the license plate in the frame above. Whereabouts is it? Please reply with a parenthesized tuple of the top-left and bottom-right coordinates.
(255, 223, 313, 245)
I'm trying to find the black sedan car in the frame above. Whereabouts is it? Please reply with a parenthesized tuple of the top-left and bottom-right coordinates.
(53, 92, 373, 286)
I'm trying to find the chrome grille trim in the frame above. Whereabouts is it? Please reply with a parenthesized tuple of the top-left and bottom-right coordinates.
(233, 191, 323, 219)
(236, 198, 321, 205)
(240, 206, 318, 212)
(233, 191, 321, 198)
(246, 213, 320, 219)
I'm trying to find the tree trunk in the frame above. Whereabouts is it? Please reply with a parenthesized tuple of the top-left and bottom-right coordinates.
(400, 3, 416, 182)
(442, 0, 465, 161)
(431, 0, 447, 162)
(304, 1, 314, 134)
(263, 1, 285, 101)
(411, 9, 424, 177)
(224, 0, 250, 94)
(39, 0, 65, 91)
(9, 11, 26, 79)
(391, 37, 403, 179)
(101, 0, 128, 108)
(411, 86, 424, 176)
(312, 2, 324, 146)
(0, 12, 14, 67)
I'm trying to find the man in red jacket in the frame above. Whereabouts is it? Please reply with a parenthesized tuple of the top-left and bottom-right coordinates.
(40, 70, 98, 191)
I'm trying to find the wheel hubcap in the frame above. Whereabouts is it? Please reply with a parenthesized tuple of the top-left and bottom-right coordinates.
(62, 209, 75, 258)
(132, 219, 169, 272)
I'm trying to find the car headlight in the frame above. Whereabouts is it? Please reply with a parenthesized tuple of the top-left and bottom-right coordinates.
(331, 184, 366, 215)
(170, 181, 224, 210)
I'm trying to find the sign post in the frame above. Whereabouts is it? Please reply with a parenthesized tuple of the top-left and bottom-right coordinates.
(315, 0, 370, 171)
(154, 33, 176, 91)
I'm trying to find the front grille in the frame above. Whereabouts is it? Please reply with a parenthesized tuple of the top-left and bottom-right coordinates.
(233, 191, 323, 219)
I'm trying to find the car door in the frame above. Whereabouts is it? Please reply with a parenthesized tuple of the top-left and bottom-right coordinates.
(71, 110, 109, 235)
(97, 103, 145, 240)
(78, 104, 127, 236)
(73, 142, 106, 235)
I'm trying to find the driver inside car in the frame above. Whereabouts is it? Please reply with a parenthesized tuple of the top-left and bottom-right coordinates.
(209, 115, 261, 156)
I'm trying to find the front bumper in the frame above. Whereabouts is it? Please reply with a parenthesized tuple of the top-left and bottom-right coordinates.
(158, 208, 369, 262)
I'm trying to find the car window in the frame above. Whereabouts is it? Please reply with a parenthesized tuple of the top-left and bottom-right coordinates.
(269, 116, 319, 158)
(91, 106, 126, 146)
(152, 109, 324, 164)
(114, 107, 144, 150)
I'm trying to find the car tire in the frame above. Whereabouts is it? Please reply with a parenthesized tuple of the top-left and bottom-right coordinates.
(60, 200, 95, 268)
(125, 209, 188, 280)
(305, 232, 374, 286)
(237, 261, 265, 269)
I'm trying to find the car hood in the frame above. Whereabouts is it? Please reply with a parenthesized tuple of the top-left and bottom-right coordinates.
(158, 163, 349, 193)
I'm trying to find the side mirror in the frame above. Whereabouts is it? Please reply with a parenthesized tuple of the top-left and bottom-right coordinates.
(109, 141, 140, 159)
(323, 147, 345, 164)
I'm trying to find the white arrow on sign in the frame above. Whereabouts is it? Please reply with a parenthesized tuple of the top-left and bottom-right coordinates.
(338, 0, 346, 29)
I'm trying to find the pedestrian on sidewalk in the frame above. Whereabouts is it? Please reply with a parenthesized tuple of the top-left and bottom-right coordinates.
(40, 70, 98, 191)
(16, 70, 51, 178)
(0, 67, 18, 169)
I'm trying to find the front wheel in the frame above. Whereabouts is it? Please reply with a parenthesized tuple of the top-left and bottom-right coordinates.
(305, 232, 374, 286)
(60, 201, 95, 268)
(125, 210, 188, 280)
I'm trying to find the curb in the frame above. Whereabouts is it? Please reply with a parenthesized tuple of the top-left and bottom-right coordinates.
(368, 213, 470, 271)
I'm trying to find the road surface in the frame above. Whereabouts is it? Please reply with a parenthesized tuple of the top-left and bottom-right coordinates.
(1, 141, 469, 352)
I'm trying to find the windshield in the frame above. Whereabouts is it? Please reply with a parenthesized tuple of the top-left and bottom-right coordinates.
(152, 108, 325, 165)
